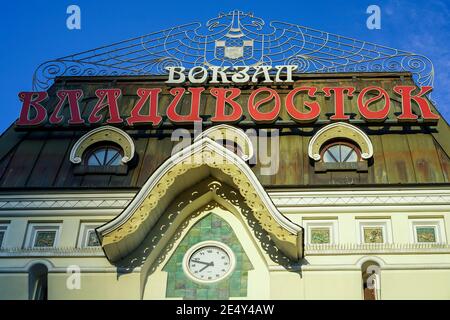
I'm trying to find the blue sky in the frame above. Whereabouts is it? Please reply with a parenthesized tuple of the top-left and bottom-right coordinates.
(0, 0, 449, 132)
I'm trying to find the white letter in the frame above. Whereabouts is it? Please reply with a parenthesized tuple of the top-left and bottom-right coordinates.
(366, 5, 381, 30)
(66, 265, 81, 290)
(66, 5, 81, 30)
(259, 129, 279, 175)
(251, 66, 273, 83)
(275, 65, 298, 83)
(231, 66, 251, 83)
(166, 67, 186, 84)
(171, 128, 192, 156)
(188, 66, 208, 84)
(210, 67, 231, 84)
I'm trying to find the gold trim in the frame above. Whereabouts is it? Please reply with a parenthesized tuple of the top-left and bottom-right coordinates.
(308, 122, 373, 161)
(101, 149, 297, 249)
(70, 126, 135, 164)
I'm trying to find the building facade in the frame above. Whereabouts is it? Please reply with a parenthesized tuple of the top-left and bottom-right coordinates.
(0, 11, 449, 300)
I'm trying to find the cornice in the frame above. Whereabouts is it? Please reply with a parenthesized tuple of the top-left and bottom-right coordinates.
(304, 243, 450, 255)
(1, 189, 450, 211)
(0, 247, 105, 257)
(0, 194, 133, 211)
(1, 243, 449, 258)
(269, 190, 450, 207)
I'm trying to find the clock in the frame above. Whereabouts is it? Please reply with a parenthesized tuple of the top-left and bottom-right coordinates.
(183, 241, 235, 283)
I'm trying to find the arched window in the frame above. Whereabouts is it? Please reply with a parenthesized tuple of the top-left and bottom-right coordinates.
(321, 141, 360, 163)
(308, 122, 373, 173)
(70, 126, 135, 175)
(361, 261, 381, 300)
(73, 142, 128, 175)
(29, 263, 48, 300)
(86, 144, 123, 166)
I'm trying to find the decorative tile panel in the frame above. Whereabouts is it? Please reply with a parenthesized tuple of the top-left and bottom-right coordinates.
(363, 227, 384, 244)
(310, 228, 331, 244)
(34, 231, 56, 248)
(416, 227, 436, 243)
(164, 213, 252, 300)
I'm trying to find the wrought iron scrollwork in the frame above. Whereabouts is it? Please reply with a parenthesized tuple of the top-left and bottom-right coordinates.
(32, 10, 434, 91)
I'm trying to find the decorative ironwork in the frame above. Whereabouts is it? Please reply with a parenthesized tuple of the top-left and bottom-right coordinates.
(33, 10, 434, 90)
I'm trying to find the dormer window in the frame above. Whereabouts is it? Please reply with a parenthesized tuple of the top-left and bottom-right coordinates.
(321, 141, 360, 164)
(86, 145, 123, 167)
(308, 122, 373, 173)
(316, 140, 366, 172)
(74, 143, 127, 174)
(69, 126, 135, 175)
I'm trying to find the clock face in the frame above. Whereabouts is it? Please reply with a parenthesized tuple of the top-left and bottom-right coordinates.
(184, 242, 235, 283)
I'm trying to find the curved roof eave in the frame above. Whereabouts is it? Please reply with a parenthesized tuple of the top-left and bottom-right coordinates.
(97, 136, 303, 262)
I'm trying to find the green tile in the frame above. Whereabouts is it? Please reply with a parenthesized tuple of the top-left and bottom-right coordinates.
(163, 213, 251, 300)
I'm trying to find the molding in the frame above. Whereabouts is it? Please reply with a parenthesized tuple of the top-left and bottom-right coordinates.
(0, 247, 105, 257)
(0, 267, 138, 273)
(270, 189, 450, 207)
(308, 122, 374, 161)
(97, 137, 303, 262)
(300, 264, 450, 271)
(24, 223, 62, 249)
(0, 195, 132, 211)
(2, 243, 448, 258)
(69, 126, 135, 164)
(1, 189, 450, 212)
(304, 243, 450, 255)
(2, 189, 450, 212)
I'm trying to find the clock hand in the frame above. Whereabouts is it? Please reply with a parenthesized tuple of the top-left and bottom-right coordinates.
(198, 262, 214, 273)
(192, 260, 210, 266)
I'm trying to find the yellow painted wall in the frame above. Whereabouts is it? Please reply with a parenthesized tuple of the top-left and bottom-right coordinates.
(381, 270, 450, 300)
(48, 272, 141, 300)
(1, 191, 450, 300)
(0, 273, 28, 300)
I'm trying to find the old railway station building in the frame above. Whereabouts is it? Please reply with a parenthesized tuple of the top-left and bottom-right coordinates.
(0, 11, 449, 300)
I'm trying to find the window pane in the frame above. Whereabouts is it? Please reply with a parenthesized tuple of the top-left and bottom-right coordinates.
(87, 155, 101, 166)
(105, 149, 116, 164)
(94, 150, 106, 164)
(344, 151, 358, 162)
(416, 227, 436, 243)
(329, 146, 341, 161)
(87, 230, 100, 247)
(34, 231, 56, 248)
(323, 151, 335, 163)
(323, 144, 358, 163)
(87, 147, 122, 166)
(106, 150, 121, 166)
(363, 227, 384, 243)
(0, 231, 4, 247)
(340, 145, 357, 162)
(310, 228, 330, 244)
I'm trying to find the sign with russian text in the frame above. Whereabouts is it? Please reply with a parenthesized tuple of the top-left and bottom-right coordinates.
(16, 66, 439, 127)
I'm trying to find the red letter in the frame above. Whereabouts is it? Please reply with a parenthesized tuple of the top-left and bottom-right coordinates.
(49, 89, 84, 125)
(126, 88, 162, 126)
(285, 87, 321, 123)
(247, 87, 281, 123)
(16, 92, 48, 126)
(88, 89, 123, 124)
(166, 87, 204, 124)
(394, 86, 439, 122)
(323, 87, 355, 120)
(210, 88, 243, 123)
(357, 86, 390, 121)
